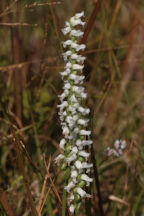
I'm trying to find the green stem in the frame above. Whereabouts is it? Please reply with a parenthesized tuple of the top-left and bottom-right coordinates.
(62, 188, 67, 216)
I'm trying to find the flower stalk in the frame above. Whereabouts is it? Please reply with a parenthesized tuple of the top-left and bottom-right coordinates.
(56, 11, 93, 214)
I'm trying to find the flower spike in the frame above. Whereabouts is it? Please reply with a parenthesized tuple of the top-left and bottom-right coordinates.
(56, 11, 93, 214)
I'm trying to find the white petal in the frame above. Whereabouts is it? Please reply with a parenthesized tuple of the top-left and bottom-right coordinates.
(76, 139, 82, 146)
(80, 130, 91, 136)
(62, 26, 71, 35)
(64, 181, 75, 192)
(58, 101, 68, 109)
(55, 154, 64, 163)
(69, 204, 75, 213)
(66, 154, 77, 163)
(81, 174, 93, 182)
(82, 162, 93, 169)
(62, 127, 69, 136)
(62, 40, 72, 48)
(82, 140, 93, 146)
(70, 29, 84, 37)
(72, 64, 84, 70)
(59, 139, 66, 149)
(75, 160, 83, 169)
(76, 187, 86, 198)
(71, 170, 78, 178)
(75, 11, 84, 19)
(79, 150, 90, 159)
(71, 147, 78, 154)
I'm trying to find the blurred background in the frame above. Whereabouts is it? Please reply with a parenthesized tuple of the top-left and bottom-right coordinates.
(0, 0, 144, 215)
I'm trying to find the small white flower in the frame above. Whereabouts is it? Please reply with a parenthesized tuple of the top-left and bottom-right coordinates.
(76, 139, 82, 146)
(78, 107, 90, 115)
(79, 92, 87, 99)
(70, 94, 77, 103)
(62, 40, 72, 48)
(76, 187, 92, 198)
(55, 154, 64, 163)
(72, 64, 84, 70)
(65, 181, 75, 192)
(66, 154, 77, 163)
(71, 147, 78, 154)
(81, 174, 93, 183)
(82, 140, 93, 146)
(57, 101, 68, 109)
(65, 62, 72, 69)
(70, 17, 85, 26)
(75, 160, 83, 169)
(68, 194, 75, 201)
(62, 126, 69, 136)
(71, 42, 86, 51)
(59, 90, 69, 101)
(59, 139, 66, 149)
(80, 130, 91, 136)
(79, 150, 90, 159)
(78, 119, 88, 126)
(62, 26, 71, 35)
(62, 50, 72, 61)
(82, 162, 93, 169)
(75, 11, 84, 19)
(68, 105, 76, 114)
(70, 29, 84, 37)
(63, 82, 71, 90)
(69, 204, 75, 213)
(71, 170, 78, 178)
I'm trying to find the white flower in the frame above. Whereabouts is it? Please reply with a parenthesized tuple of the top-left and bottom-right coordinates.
(66, 154, 77, 163)
(71, 147, 78, 154)
(65, 62, 72, 69)
(78, 119, 88, 126)
(76, 188, 91, 198)
(79, 150, 90, 159)
(63, 82, 71, 90)
(59, 90, 69, 101)
(75, 160, 83, 169)
(69, 204, 75, 213)
(81, 174, 93, 183)
(71, 170, 78, 178)
(72, 64, 84, 70)
(65, 181, 75, 192)
(59, 139, 66, 149)
(75, 11, 84, 19)
(76, 139, 82, 146)
(60, 69, 70, 77)
(62, 50, 72, 61)
(71, 42, 86, 51)
(55, 154, 64, 163)
(82, 162, 93, 169)
(62, 26, 71, 35)
(70, 95, 77, 103)
(62, 40, 72, 48)
(80, 130, 91, 136)
(82, 140, 93, 146)
(62, 126, 69, 136)
(57, 101, 68, 109)
(79, 92, 87, 99)
(70, 30, 84, 37)
(78, 107, 90, 115)
(70, 17, 85, 26)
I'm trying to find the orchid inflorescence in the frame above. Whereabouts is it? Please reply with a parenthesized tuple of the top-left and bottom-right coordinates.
(55, 11, 93, 214)
(104, 139, 127, 157)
